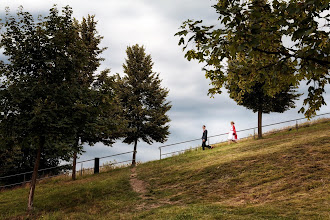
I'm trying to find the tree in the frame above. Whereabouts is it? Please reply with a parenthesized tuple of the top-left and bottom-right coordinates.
(0, 6, 93, 210)
(226, 49, 301, 138)
(175, 0, 330, 119)
(70, 71, 125, 180)
(223, 0, 301, 138)
(116, 44, 171, 166)
(69, 15, 124, 180)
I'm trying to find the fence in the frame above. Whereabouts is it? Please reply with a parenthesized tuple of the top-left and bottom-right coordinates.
(158, 112, 330, 159)
(0, 151, 134, 189)
(1, 112, 330, 189)
(74, 151, 134, 176)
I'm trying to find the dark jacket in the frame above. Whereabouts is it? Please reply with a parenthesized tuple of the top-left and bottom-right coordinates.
(202, 129, 207, 141)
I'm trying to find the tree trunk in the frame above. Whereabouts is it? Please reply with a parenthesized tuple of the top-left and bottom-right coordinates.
(258, 109, 263, 139)
(72, 152, 77, 180)
(132, 139, 138, 167)
(28, 136, 44, 211)
(72, 138, 79, 180)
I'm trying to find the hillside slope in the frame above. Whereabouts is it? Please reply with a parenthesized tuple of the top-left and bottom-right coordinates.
(0, 119, 329, 219)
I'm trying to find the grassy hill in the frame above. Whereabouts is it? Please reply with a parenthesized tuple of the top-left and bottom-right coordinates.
(0, 119, 329, 219)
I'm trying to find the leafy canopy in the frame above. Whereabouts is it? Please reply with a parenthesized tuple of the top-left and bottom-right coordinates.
(176, 0, 330, 118)
(0, 6, 82, 160)
(116, 44, 172, 145)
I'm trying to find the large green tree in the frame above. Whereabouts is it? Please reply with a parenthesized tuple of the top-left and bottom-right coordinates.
(223, 0, 301, 138)
(116, 44, 171, 166)
(175, 0, 330, 119)
(70, 15, 124, 180)
(0, 6, 105, 210)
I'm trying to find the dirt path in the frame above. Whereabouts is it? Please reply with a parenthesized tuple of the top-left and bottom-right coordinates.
(129, 167, 178, 210)
(129, 167, 148, 197)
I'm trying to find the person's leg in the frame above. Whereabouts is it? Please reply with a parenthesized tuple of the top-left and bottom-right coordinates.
(202, 141, 206, 150)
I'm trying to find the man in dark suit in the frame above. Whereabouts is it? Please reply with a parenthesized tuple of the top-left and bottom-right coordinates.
(202, 125, 213, 150)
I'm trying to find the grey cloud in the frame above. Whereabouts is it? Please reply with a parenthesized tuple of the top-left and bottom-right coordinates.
(1, 0, 329, 166)
(142, 0, 219, 22)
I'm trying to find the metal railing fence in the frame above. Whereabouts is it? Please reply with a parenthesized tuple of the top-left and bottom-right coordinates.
(0, 151, 134, 189)
(158, 112, 330, 159)
(1, 112, 329, 189)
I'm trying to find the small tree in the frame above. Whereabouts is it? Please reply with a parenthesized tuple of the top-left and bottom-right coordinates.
(116, 44, 171, 166)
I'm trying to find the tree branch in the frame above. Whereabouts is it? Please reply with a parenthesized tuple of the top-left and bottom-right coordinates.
(252, 47, 330, 66)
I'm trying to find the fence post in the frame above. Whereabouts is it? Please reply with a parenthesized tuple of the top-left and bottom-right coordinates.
(296, 120, 298, 131)
(253, 128, 256, 139)
(94, 158, 100, 174)
(23, 174, 26, 185)
(80, 163, 83, 176)
(159, 147, 162, 160)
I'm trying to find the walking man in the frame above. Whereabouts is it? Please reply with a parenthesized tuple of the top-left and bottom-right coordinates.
(202, 125, 213, 150)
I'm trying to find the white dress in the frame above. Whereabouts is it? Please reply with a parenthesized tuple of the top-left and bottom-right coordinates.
(228, 125, 236, 140)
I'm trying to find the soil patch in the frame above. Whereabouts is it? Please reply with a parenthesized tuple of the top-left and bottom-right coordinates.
(130, 167, 148, 196)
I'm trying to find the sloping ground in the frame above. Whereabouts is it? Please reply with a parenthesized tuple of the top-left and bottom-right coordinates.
(0, 119, 329, 219)
(135, 119, 330, 219)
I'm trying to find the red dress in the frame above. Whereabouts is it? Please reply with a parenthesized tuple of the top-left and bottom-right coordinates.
(233, 125, 237, 140)
(228, 125, 237, 140)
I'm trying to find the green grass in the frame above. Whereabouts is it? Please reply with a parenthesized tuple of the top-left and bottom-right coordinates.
(1, 119, 329, 219)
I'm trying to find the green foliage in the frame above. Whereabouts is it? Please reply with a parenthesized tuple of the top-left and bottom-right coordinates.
(70, 15, 124, 149)
(0, 6, 87, 208)
(0, 5, 80, 160)
(223, 1, 301, 136)
(0, 6, 124, 175)
(0, 5, 124, 207)
(227, 82, 300, 114)
(117, 44, 171, 144)
(175, 0, 330, 119)
(116, 44, 171, 165)
(90, 70, 126, 146)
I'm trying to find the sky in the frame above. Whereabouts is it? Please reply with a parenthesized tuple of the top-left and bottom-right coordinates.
(1, 0, 329, 168)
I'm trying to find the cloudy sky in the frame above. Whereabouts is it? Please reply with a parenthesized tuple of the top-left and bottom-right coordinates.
(1, 0, 329, 167)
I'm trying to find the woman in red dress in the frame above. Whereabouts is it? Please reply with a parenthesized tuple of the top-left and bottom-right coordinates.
(227, 121, 238, 144)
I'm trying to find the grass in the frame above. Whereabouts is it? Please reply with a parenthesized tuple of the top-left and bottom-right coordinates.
(0, 119, 329, 219)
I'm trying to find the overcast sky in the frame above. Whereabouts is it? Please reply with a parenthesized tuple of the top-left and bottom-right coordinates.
(1, 0, 329, 167)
